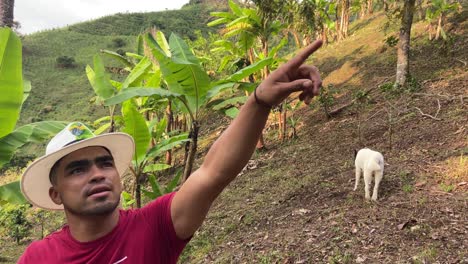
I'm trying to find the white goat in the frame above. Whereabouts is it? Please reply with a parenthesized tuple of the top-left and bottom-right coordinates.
(354, 148, 384, 201)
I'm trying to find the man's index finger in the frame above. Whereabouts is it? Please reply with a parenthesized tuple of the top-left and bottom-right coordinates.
(285, 40, 323, 69)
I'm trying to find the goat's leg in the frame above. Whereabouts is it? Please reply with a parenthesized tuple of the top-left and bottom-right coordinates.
(354, 167, 361, 191)
(372, 171, 383, 201)
(363, 170, 372, 200)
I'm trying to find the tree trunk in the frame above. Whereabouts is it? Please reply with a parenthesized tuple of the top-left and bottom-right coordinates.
(435, 14, 443, 40)
(322, 28, 328, 44)
(367, 0, 373, 15)
(282, 106, 287, 142)
(256, 133, 266, 149)
(360, 1, 366, 18)
(291, 30, 302, 48)
(261, 38, 269, 79)
(340, 0, 350, 40)
(165, 101, 173, 165)
(182, 122, 199, 182)
(278, 107, 283, 140)
(395, 0, 416, 88)
(135, 181, 141, 208)
(0, 0, 14, 28)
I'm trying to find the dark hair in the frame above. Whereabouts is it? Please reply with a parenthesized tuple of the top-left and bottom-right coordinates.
(49, 158, 63, 185)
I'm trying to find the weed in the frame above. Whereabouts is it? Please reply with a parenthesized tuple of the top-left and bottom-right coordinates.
(257, 251, 281, 264)
(439, 183, 454, 193)
(328, 249, 353, 264)
(413, 246, 438, 263)
(418, 197, 427, 205)
(403, 184, 413, 193)
(384, 35, 398, 47)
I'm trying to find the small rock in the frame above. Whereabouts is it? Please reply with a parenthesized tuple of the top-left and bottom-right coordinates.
(356, 256, 366, 263)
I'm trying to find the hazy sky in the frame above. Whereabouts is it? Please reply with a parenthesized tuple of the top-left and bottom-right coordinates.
(15, 0, 190, 34)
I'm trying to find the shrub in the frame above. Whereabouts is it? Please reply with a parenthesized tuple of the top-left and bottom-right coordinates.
(116, 49, 126, 56)
(112, 37, 126, 48)
(0, 204, 32, 244)
(384, 35, 398, 47)
(56, 56, 76, 68)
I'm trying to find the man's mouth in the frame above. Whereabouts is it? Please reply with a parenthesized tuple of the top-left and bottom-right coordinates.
(87, 185, 112, 198)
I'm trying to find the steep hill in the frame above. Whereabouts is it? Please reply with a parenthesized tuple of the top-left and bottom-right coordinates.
(19, 3, 219, 127)
(178, 10, 468, 263)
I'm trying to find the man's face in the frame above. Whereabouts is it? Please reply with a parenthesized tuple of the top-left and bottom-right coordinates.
(49, 146, 122, 216)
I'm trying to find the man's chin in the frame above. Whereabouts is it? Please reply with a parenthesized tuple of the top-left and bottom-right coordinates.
(65, 199, 120, 216)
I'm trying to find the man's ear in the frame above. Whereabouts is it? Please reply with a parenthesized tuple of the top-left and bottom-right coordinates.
(49, 186, 62, 205)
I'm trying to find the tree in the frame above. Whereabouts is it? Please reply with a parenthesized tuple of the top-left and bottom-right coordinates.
(395, 0, 416, 88)
(208, 0, 283, 149)
(425, 0, 460, 40)
(0, 0, 14, 27)
(339, 0, 350, 41)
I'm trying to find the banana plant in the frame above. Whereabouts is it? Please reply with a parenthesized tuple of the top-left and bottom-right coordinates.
(0, 27, 23, 138)
(0, 28, 67, 205)
(425, 0, 460, 40)
(119, 100, 189, 207)
(144, 31, 278, 180)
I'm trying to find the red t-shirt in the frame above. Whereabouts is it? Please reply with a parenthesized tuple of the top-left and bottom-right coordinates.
(18, 192, 190, 264)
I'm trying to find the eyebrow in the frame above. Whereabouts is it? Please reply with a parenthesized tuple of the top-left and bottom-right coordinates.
(64, 155, 114, 172)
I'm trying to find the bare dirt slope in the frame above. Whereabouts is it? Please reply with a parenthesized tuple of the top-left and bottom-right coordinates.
(181, 11, 467, 264)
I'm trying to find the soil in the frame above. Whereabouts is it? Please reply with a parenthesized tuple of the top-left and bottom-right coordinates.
(180, 11, 468, 264)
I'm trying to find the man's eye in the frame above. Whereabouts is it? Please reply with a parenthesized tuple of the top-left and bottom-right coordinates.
(102, 161, 114, 167)
(70, 168, 84, 175)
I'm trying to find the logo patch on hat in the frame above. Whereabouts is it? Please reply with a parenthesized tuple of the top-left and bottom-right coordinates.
(68, 122, 94, 140)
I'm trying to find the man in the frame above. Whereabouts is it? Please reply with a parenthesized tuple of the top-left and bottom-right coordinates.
(18, 40, 323, 263)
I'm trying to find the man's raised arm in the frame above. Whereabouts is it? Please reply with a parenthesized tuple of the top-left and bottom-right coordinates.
(171, 40, 324, 240)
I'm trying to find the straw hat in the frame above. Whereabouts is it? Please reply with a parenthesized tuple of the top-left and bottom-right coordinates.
(21, 122, 134, 210)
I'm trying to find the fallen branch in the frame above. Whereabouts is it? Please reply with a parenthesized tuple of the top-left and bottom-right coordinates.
(455, 58, 467, 67)
(365, 109, 385, 122)
(414, 106, 442, 121)
(421, 77, 445, 85)
(413, 92, 468, 101)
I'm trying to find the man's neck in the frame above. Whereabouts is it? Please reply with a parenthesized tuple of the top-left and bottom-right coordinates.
(65, 209, 120, 242)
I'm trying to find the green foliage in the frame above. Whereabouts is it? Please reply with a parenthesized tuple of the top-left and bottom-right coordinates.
(0, 121, 67, 168)
(67, 6, 216, 40)
(439, 183, 454, 192)
(0, 204, 32, 244)
(0, 28, 23, 138)
(380, 75, 420, 98)
(111, 38, 126, 48)
(0, 154, 34, 174)
(425, 0, 460, 40)
(406, 76, 421, 92)
(384, 35, 399, 47)
(0, 181, 28, 206)
(55, 55, 76, 68)
(142, 169, 182, 200)
(317, 84, 338, 118)
(121, 191, 136, 209)
(402, 184, 413, 193)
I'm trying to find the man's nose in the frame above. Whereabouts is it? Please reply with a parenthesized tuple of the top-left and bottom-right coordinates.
(88, 164, 105, 183)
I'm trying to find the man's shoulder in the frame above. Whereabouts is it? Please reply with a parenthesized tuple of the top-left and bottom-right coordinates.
(24, 227, 66, 251)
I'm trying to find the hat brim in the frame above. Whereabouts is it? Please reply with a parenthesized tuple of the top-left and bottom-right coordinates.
(21, 133, 134, 210)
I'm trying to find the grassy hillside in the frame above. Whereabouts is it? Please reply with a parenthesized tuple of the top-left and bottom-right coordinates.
(19, 4, 217, 127)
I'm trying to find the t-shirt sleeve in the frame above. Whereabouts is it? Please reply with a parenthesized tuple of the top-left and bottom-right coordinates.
(17, 241, 48, 264)
(139, 192, 190, 257)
